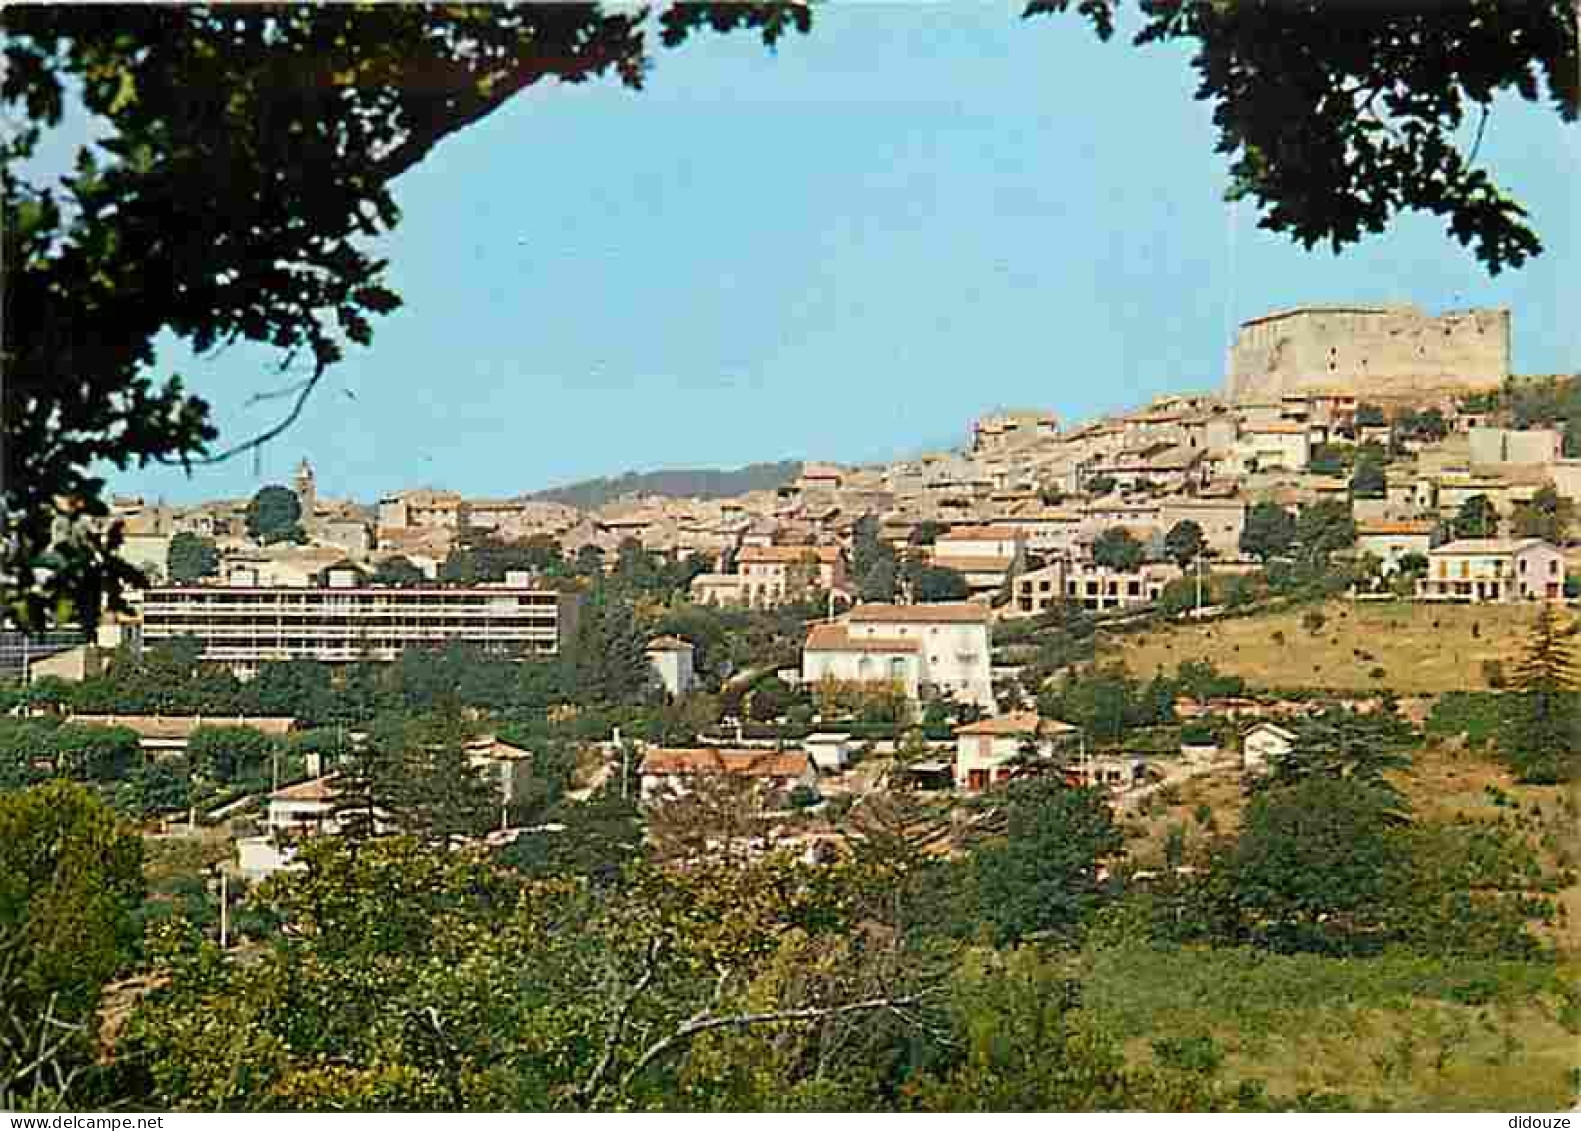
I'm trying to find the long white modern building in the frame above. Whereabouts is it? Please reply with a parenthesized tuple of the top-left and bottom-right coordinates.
(140, 581, 580, 667)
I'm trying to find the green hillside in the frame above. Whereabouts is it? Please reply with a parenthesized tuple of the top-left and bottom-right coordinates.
(530, 461, 801, 509)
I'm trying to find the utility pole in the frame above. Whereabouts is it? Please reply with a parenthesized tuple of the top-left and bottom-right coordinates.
(218, 869, 229, 950)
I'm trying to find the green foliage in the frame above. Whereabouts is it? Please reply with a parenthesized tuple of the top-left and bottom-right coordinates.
(1228, 776, 1409, 952)
(1427, 692, 1504, 747)
(0, 782, 143, 1109)
(1510, 485, 1575, 544)
(565, 589, 657, 706)
(903, 947, 1133, 1111)
(1295, 499, 1356, 564)
(851, 516, 900, 603)
(499, 784, 644, 887)
(245, 485, 304, 543)
(1355, 403, 1388, 428)
(1039, 664, 1175, 746)
(904, 560, 971, 603)
(1263, 707, 1416, 811)
(1179, 721, 1218, 747)
(1395, 407, 1450, 443)
(50, 722, 141, 781)
(114, 756, 193, 820)
(1451, 494, 1499, 540)
(967, 781, 1123, 946)
(188, 726, 278, 786)
(1347, 458, 1384, 503)
(1085, 474, 1117, 496)
(1163, 520, 1205, 570)
(1496, 605, 1579, 783)
(165, 532, 219, 583)
(336, 711, 498, 846)
(1500, 375, 1581, 458)
(908, 520, 947, 547)
(370, 555, 427, 586)
(127, 834, 936, 1111)
(1240, 502, 1296, 563)
(247, 657, 335, 720)
(1092, 527, 1145, 572)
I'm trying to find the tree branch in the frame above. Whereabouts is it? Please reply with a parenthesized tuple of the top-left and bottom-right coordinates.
(576, 935, 664, 1108)
(159, 356, 328, 468)
(617, 987, 942, 1097)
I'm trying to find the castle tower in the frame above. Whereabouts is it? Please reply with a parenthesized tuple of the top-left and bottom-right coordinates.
(294, 458, 317, 520)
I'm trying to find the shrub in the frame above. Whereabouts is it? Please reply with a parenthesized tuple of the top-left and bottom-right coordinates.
(1481, 658, 1507, 689)
(1179, 721, 1218, 747)
(1302, 610, 1327, 634)
(1428, 692, 1504, 748)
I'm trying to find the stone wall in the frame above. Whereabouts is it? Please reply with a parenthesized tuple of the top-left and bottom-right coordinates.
(1226, 305, 1509, 401)
(1468, 427, 1563, 470)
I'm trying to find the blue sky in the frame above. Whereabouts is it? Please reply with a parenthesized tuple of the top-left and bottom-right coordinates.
(100, 4, 1578, 505)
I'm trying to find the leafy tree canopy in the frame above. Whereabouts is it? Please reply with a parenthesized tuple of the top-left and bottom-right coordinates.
(1092, 527, 1145, 572)
(1451, 493, 1500, 539)
(1239, 502, 1296, 564)
(0, 782, 143, 1109)
(245, 485, 302, 543)
(1294, 499, 1357, 564)
(1163, 520, 1205, 570)
(165, 532, 219, 583)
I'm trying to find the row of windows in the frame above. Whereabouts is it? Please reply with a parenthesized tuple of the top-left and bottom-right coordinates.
(145, 615, 558, 630)
(148, 592, 560, 608)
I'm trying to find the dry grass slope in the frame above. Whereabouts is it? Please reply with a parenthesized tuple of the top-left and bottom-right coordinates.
(1118, 599, 1546, 694)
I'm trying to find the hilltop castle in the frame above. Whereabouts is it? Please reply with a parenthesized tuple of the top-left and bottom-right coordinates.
(1225, 304, 1509, 402)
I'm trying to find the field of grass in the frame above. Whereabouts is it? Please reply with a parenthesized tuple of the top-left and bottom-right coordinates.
(1079, 939, 1579, 1110)
(1106, 741, 1580, 1111)
(1116, 599, 1546, 695)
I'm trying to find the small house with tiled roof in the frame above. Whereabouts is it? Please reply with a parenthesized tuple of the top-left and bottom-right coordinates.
(954, 711, 1079, 791)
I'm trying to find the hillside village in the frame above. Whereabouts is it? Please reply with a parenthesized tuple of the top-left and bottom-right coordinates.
(11, 2, 1581, 1112)
(35, 302, 1581, 650)
(6, 303, 1579, 1112)
(7, 298, 1576, 855)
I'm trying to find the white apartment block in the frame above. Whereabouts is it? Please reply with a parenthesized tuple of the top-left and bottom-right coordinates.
(141, 581, 580, 667)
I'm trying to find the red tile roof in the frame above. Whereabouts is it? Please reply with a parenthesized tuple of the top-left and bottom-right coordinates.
(805, 624, 920, 653)
(955, 711, 1077, 737)
(848, 602, 990, 625)
(270, 775, 340, 803)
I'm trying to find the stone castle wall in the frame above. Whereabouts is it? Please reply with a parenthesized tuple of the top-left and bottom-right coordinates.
(1225, 305, 1509, 402)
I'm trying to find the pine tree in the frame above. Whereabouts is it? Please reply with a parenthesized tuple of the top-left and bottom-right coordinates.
(1500, 604, 1579, 783)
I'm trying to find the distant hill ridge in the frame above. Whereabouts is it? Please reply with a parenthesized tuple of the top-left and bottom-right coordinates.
(529, 461, 802, 509)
